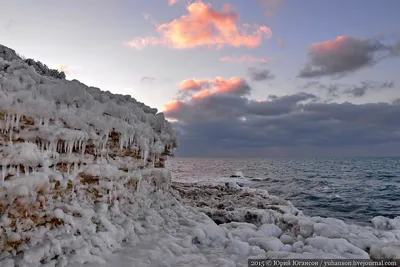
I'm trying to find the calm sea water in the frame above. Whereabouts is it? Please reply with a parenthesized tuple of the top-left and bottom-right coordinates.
(166, 157, 400, 225)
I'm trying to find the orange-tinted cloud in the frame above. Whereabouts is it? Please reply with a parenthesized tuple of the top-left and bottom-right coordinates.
(165, 76, 251, 113)
(220, 55, 269, 64)
(212, 77, 250, 95)
(163, 99, 184, 113)
(127, 1, 272, 50)
(168, 0, 178, 5)
(192, 89, 213, 100)
(179, 79, 209, 91)
(310, 36, 348, 52)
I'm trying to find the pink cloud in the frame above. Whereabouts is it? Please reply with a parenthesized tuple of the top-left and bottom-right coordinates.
(163, 100, 184, 113)
(179, 79, 209, 91)
(220, 55, 270, 64)
(168, 0, 178, 6)
(310, 36, 349, 52)
(174, 76, 251, 101)
(127, 1, 272, 50)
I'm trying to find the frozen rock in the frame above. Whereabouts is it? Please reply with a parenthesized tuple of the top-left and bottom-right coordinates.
(280, 234, 293, 244)
(305, 236, 370, 259)
(53, 209, 65, 220)
(248, 237, 284, 252)
(227, 239, 250, 256)
(258, 224, 283, 238)
(313, 222, 349, 238)
(7, 232, 21, 243)
(298, 219, 314, 238)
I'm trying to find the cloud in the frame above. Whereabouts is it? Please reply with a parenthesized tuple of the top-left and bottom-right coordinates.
(276, 38, 286, 48)
(248, 67, 275, 81)
(140, 76, 156, 83)
(301, 80, 395, 98)
(168, 0, 178, 6)
(220, 55, 269, 64)
(257, 0, 283, 16)
(179, 79, 209, 92)
(175, 77, 251, 101)
(344, 81, 394, 97)
(127, 1, 272, 50)
(298, 36, 399, 78)
(164, 76, 252, 120)
(163, 77, 400, 157)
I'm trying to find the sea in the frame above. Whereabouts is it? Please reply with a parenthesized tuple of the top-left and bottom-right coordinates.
(166, 157, 400, 225)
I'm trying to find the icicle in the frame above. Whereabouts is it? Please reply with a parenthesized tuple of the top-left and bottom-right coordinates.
(74, 161, 78, 175)
(1, 166, 6, 181)
(119, 133, 124, 150)
(17, 165, 20, 176)
(44, 117, 50, 127)
(103, 134, 109, 150)
(5, 114, 11, 132)
(68, 140, 74, 155)
(24, 165, 29, 175)
(9, 128, 13, 142)
(15, 113, 21, 129)
(67, 163, 70, 175)
(81, 140, 87, 158)
(78, 139, 83, 151)
(10, 114, 15, 130)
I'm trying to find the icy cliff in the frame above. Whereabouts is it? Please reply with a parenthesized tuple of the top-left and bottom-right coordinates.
(0, 45, 177, 266)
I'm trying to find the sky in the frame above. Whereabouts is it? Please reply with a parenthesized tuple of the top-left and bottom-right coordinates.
(1, 0, 400, 157)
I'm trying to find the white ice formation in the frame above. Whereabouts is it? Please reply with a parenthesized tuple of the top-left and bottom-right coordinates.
(1, 45, 399, 267)
(0, 45, 177, 266)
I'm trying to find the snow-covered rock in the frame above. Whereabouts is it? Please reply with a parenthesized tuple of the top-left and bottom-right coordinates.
(0, 44, 177, 267)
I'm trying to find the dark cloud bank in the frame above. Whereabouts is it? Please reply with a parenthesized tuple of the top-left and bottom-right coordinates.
(165, 85, 400, 157)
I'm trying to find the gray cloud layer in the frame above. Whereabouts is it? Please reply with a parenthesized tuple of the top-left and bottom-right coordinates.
(248, 67, 275, 81)
(301, 80, 395, 98)
(298, 37, 399, 78)
(166, 86, 400, 157)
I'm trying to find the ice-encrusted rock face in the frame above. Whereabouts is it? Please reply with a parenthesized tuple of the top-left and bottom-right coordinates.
(0, 45, 67, 80)
(0, 44, 177, 266)
(24, 58, 66, 80)
(0, 45, 22, 62)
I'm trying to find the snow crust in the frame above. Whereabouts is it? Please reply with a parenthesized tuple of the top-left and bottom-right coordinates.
(1, 45, 400, 267)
